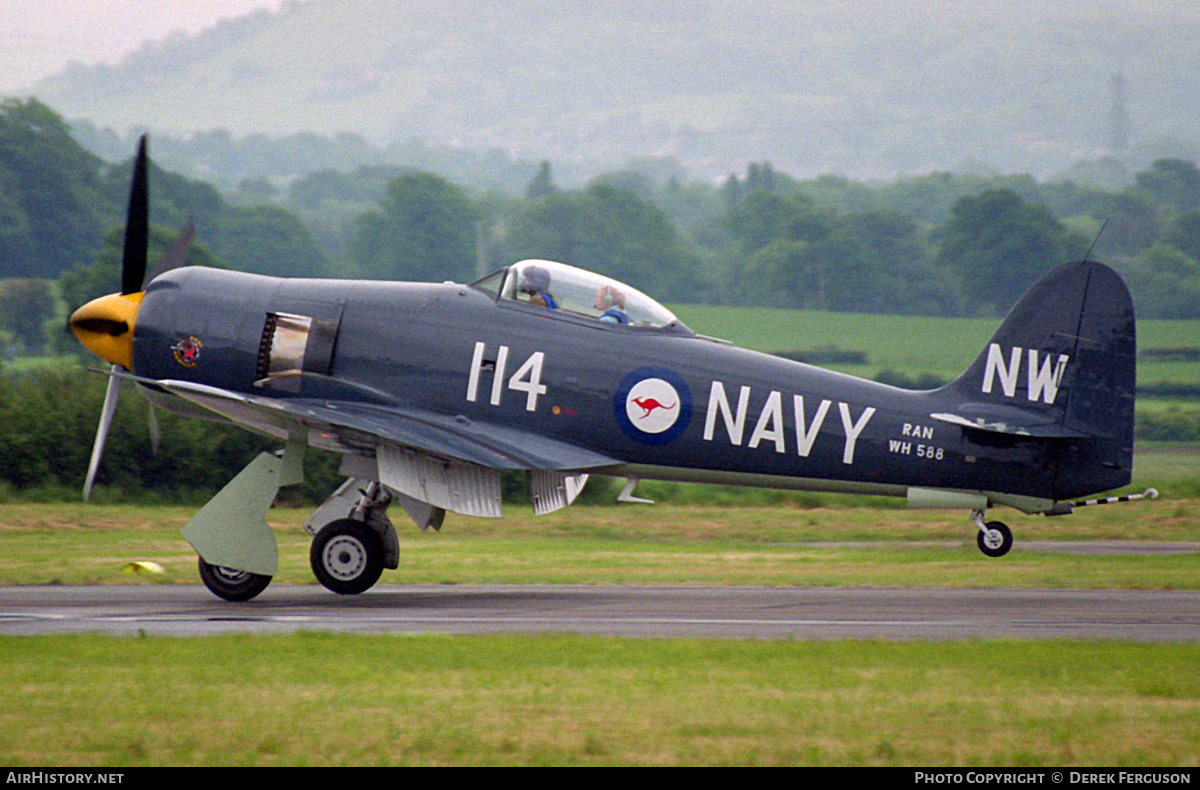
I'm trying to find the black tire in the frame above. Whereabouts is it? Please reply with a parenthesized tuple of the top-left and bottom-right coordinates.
(198, 558, 272, 602)
(310, 518, 385, 595)
(976, 521, 1013, 558)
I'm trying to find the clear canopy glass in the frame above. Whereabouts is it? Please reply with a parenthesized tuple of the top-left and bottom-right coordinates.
(471, 259, 681, 329)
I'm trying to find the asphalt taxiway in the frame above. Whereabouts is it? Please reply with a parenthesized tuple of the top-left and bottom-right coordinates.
(1, 584, 1198, 641)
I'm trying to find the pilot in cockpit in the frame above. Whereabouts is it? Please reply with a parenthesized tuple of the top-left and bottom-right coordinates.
(519, 265, 558, 309)
(596, 285, 629, 324)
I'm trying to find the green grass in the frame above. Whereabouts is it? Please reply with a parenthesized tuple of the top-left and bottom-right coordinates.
(0, 453, 1197, 591)
(1, 635, 1197, 766)
(673, 304, 995, 379)
(2, 461, 1199, 766)
(671, 305, 1200, 387)
(1134, 445, 1200, 487)
(0, 446, 1194, 589)
(2, 335, 1199, 766)
(1134, 400, 1200, 413)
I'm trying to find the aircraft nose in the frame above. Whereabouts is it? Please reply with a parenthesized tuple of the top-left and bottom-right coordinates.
(70, 291, 144, 370)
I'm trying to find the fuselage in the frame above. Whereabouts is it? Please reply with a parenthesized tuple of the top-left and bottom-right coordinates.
(65, 135, 1143, 598)
(122, 266, 1131, 509)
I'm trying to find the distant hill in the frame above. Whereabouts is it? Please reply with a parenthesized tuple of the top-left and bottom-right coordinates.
(29, 0, 1200, 181)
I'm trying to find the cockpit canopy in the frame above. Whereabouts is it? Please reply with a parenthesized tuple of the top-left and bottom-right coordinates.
(471, 259, 685, 330)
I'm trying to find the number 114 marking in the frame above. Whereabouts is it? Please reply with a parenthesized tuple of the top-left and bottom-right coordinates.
(466, 341, 546, 412)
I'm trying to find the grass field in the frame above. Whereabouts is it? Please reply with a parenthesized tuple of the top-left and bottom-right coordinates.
(1, 446, 1198, 766)
(1, 494, 1199, 767)
(2, 311, 1198, 767)
(671, 305, 1200, 388)
(2, 636, 1198, 766)
(0, 445, 1193, 590)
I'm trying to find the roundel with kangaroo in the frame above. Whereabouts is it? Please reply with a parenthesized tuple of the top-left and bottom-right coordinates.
(614, 366, 692, 445)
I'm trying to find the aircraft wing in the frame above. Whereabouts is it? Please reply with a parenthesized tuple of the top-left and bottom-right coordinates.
(151, 378, 620, 472)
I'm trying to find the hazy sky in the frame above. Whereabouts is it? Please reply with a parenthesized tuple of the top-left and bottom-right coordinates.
(0, 0, 285, 93)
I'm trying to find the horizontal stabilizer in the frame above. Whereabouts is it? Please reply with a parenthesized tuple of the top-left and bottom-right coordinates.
(930, 412, 1090, 439)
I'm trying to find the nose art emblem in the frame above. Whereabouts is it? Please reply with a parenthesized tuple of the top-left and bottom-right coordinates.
(172, 336, 204, 367)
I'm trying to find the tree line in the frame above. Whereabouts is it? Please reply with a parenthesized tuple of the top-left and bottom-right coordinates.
(3, 99, 1199, 501)
(3, 98, 1200, 359)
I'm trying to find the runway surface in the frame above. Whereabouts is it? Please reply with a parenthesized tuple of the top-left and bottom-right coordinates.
(2, 584, 1199, 641)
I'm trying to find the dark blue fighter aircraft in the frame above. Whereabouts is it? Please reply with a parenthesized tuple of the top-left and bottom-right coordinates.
(70, 139, 1155, 600)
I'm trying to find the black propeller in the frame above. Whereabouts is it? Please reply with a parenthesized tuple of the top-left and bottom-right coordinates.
(147, 219, 194, 284)
(120, 135, 150, 295)
(82, 135, 150, 501)
(78, 136, 197, 499)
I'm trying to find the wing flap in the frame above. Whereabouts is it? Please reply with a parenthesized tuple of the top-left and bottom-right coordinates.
(376, 444, 503, 518)
(529, 470, 590, 515)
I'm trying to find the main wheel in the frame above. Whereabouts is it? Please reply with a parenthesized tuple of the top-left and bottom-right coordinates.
(198, 558, 272, 602)
(310, 518, 385, 595)
(976, 521, 1013, 558)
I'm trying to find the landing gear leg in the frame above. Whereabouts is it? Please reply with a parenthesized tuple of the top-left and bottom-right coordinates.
(972, 509, 1013, 558)
(306, 479, 401, 594)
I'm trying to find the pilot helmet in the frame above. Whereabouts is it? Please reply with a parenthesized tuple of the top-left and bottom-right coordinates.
(520, 265, 551, 294)
(596, 284, 625, 309)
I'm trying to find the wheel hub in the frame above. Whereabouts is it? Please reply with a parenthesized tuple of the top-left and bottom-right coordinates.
(983, 529, 1005, 550)
(214, 566, 249, 583)
(322, 535, 368, 581)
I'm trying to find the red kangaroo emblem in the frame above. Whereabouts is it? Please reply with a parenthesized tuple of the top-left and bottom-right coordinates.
(631, 397, 676, 419)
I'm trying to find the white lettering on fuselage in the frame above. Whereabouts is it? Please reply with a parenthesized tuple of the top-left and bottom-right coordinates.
(981, 343, 1070, 405)
(902, 423, 934, 440)
(702, 381, 875, 465)
(466, 341, 546, 412)
(889, 439, 943, 460)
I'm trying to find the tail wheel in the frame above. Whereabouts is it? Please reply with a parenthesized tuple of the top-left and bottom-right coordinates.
(976, 521, 1013, 558)
(310, 519, 385, 595)
(198, 558, 271, 602)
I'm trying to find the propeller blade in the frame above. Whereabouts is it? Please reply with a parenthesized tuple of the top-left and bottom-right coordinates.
(83, 366, 123, 503)
(147, 401, 160, 455)
(120, 136, 149, 295)
(82, 135, 150, 501)
(145, 219, 194, 285)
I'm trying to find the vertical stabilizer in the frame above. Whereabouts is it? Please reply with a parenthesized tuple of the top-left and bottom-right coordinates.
(943, 260, 1136, 497)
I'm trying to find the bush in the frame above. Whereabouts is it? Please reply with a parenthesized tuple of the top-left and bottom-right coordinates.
(0, 367, 283, 501)
(872, 369, 949, 390)
(772, 346, 868, 365)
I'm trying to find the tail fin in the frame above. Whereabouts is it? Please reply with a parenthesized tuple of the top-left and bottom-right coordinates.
(938, 260, 1136, 496)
